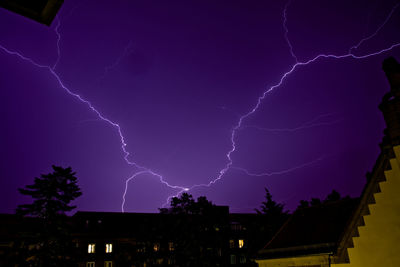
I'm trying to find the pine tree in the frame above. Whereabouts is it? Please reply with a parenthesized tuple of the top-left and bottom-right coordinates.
(17, 165, 81, 218)
(16, 165, 82, 266)
(256, 188, 289, 237)
(256, 188, 287, 217)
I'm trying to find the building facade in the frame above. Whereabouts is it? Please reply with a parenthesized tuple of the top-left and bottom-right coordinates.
(0, 206, 265, 266)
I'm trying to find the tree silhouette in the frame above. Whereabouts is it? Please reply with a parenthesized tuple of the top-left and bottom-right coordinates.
(160, 193, 214, 215)
(160, 193, 225, 266)
(324, 189, 341, 203)
(255, 188, 289, 238)
(16, 165, 82, 266)
(298, 199, 310, 208)
(255, 188, 286, 216)
(17, 165, 81, 218)
(297, 189, 350, 210)
(310, 197, 322, 206)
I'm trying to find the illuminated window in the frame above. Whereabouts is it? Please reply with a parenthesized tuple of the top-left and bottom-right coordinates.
(238, 239, 244, 248)
(88, 243, 95, 254)
(168, 242, 174, 251)
(86, 262, 95, 267)
(105, 243, 113, 253)
(153, 243, 160, 252)
(229, 239, 235, 248)
(137, 242, 146, 253)
(104, 261, 112, 267)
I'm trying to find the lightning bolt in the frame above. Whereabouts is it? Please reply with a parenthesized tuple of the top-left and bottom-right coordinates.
(240, 113, 342, 133)
(1, 0, 400, 213)
(122, 170, 189, 211)
(231, 155, 325, 177)
(283, 0, 297, 62)
(349, 2, 400, 54)
(52, 16, 61, 70)
(0, 17, 188, 213)
(184, 1, 400, 194)
(103, 40, 135, 75)
(90, 40, 135, 87)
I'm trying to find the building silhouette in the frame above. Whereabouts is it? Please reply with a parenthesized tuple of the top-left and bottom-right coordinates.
(0, 205, 265, 266)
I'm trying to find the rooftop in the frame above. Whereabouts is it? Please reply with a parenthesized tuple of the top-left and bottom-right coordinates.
(257, 197, 359, 259)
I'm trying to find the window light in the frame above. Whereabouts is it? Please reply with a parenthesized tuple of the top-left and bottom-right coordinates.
(105, 243, 113, 253)
(88, 243, 95, 254)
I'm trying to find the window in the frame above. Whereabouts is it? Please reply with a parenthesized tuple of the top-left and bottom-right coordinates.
(153, 242, 160, 252)
(168, 242, 174, 251)
(239, 255, 246, 264)
(104, 261, 112, 267)
(229, 239, 235, 248)
(88, 243, 95, 254)
(230, 222, 242, 231)
(86, 262, 95, 267)
(230, 255, 236, 264)
(105, 243, 113, 253)
(137, 242, 146, 253)
(238, 239, 244, 249)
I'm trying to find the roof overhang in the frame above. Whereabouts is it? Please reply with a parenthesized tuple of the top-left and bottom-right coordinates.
(257, 242, 336, 260)
(0, 0, 63, 26)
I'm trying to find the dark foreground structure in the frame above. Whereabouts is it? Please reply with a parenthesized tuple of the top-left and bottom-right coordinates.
(0, 206, 267, 267)
(0, 0, 63, 26)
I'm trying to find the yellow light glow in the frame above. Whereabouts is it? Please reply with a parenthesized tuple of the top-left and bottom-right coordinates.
(88, 243, 95, 253)
(238, 239, 244, 248)
(168, 242, 174, 251)
(106, 243, 113, 253)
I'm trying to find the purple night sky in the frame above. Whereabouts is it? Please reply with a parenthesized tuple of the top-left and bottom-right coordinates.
(1, 0, 400, 213)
